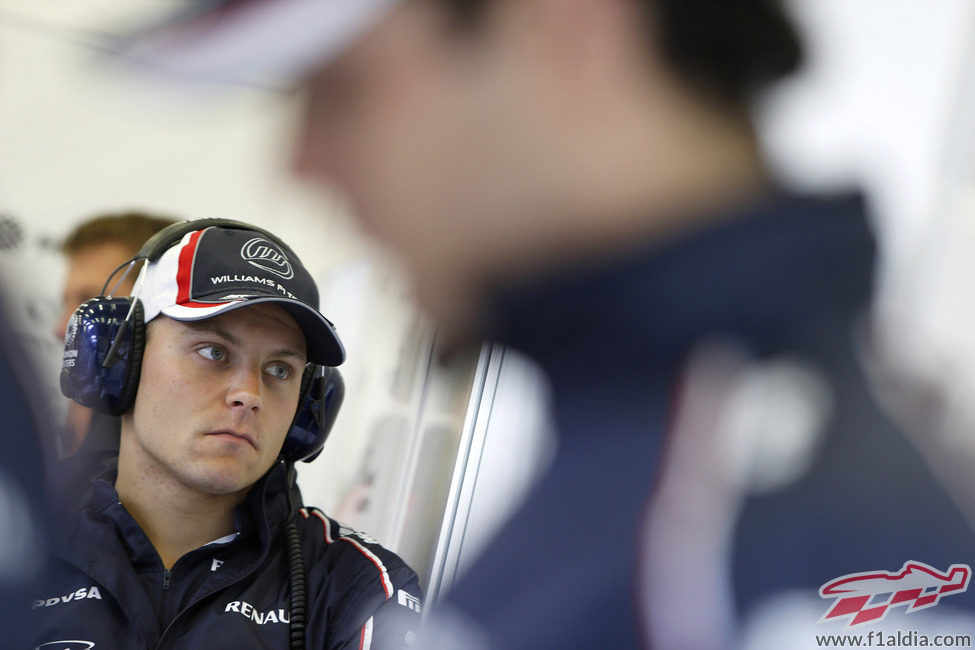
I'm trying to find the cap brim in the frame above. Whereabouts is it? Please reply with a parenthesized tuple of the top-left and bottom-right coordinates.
(118, 0, 399, 88)
(161, 296, 346, 366)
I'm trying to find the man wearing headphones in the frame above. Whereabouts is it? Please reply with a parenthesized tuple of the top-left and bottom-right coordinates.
(34, 220, 421, 649)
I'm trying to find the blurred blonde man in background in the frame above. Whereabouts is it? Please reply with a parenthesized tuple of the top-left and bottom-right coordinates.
(56, 211, 176, 455)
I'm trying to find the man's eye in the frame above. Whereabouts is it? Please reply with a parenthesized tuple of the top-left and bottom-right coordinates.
(266, 364, 291, 380)
(198, 345, 227, 362)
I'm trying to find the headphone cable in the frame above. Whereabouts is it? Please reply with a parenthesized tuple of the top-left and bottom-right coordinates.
(99, 259, 150, 369)
(285, 462, 307, 650)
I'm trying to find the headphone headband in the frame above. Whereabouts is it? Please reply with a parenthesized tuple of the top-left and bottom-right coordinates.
(136, 218, 295, 262)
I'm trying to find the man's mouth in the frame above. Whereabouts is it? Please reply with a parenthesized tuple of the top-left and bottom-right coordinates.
(206, 430, 257, 449)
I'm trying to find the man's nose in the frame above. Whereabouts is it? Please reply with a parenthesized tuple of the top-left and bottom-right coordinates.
(226, 366, 263, 413)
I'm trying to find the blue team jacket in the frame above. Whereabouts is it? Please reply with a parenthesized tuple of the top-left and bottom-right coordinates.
(32, 460, 422, 649)
(438, 193, 975, 648)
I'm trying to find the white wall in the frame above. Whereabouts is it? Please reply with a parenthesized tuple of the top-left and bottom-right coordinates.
(764, 0, 975, 384)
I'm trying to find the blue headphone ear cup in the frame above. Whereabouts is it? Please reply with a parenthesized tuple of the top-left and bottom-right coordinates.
(281, 365, 344, 463)
(60, 297, 145, 416)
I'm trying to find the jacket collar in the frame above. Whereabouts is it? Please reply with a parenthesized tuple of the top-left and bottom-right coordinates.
(58, 457, 300, 562)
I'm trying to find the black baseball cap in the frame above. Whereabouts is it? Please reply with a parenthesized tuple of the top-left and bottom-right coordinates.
(140, 224, 345, 366)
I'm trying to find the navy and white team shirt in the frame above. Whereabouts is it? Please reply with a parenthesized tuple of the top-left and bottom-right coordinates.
(32, 460, 422, 649)
(433, 193, 975, 648)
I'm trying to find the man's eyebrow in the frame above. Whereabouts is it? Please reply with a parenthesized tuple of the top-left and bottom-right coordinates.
(186, 320, 240, 347)
(184, 320, 307, 362)
(269, 347, 307, 363)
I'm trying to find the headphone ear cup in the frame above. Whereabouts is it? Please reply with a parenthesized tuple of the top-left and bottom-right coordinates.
(281, 365, 344, 463)
(60, 297, 146, 416)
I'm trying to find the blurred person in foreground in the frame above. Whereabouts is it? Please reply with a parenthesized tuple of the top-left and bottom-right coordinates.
(126, 0, 975, 647)
(56, 211, 177, 456)
(0, 299, 52, 649)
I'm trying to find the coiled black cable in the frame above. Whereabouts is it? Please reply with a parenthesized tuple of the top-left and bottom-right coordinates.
(286, 518, 307, 650)
(285, 463, 307, 650)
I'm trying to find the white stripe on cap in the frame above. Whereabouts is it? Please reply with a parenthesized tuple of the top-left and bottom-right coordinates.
(141, 230, 198, 323)
(160, 301, 247, 321)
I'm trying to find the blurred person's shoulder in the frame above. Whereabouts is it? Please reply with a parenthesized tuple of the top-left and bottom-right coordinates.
(0, 303, 53, 647)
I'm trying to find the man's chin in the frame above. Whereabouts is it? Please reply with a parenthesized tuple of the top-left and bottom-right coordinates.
(187, 463, 263, 498)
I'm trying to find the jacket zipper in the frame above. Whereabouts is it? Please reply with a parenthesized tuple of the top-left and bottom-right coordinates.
(155, 546, 277, 649)
(155, 486, 292, 648)
(162, 568, 171, 591)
